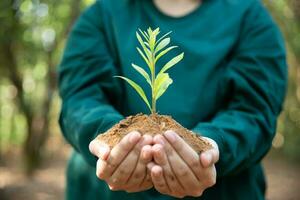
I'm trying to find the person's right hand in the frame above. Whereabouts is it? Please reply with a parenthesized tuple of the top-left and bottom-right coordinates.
(89, 131, 153, 192)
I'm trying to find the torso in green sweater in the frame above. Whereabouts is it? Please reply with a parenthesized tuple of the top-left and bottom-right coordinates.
(58, 0, 287, 199)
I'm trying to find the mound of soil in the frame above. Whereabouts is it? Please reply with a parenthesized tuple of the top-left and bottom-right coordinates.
(97, 113, 212, 153)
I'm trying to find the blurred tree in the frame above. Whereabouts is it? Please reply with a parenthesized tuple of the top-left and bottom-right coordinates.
(0, 0, 83, 173)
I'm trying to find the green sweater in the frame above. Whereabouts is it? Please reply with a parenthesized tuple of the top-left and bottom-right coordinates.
(58, 0, 287, 199)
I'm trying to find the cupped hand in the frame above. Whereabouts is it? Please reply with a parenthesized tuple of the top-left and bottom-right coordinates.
(148, 131, 219, 198)
(89, 131, 153, 192)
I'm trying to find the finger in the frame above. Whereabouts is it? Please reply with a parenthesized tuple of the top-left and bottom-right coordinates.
(142, 167, 153, 188)
(160, 136, 202, 196)
(141, 144, 153, 163)
(202, 137, 219, 150)
(89, 139, 110, 160)
(125, 140, 153, 188)
(152, 142, 185, 197)
(127, 180, 153, 193)
(162, 131, 202, 180)
(196, 164, 217, 188)
(96, 131, 141, 180)
(127, 168, 153, 193)
(96, 159, 107, 180)
(109, 134, 152, 187)
(150, 165, 170, 195)
(147, 162, 156, 172)
(200, 149, 219, 168)
(152, 143, 167, 165)
(200, 137, 219, 168)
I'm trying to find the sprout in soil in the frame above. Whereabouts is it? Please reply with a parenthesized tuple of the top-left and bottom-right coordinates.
(115, 27, 184, 114)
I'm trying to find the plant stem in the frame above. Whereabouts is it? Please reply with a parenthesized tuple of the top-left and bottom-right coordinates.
(151, 51, 156, 114)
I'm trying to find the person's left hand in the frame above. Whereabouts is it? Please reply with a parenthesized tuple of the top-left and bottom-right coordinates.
(148, 130, 219, 198)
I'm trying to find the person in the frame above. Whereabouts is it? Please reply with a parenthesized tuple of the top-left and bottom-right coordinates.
(58, 0, 287, 199)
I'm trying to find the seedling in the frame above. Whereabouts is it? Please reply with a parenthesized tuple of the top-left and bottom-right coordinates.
(100, 28, 210, 153)
(116, 27, 184, 114)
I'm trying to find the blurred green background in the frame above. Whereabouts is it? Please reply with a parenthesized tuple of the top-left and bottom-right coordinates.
(0, 0, 299, 174)
(0, 0, 95, 173)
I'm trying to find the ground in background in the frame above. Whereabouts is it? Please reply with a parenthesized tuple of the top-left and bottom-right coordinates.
(0, 145, 299, 200)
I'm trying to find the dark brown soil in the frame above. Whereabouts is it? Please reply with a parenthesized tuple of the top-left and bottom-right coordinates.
(97, 113, 212, 153)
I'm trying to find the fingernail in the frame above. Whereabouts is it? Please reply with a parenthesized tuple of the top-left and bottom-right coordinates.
(129, 131, 141, 143)
(164, 131, 176, 143)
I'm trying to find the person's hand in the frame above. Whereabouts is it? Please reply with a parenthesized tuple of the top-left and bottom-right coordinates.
(148, 131, 219, 198)
(89, 131, 153, 192)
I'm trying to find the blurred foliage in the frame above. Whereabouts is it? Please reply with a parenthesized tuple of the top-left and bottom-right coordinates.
(264, 0, 300, 160)
(0, 0, 93, 173)
(0, 0, 299, 174)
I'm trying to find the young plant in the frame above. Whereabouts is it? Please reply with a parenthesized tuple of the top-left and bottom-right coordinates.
(116, 27, 184, 114)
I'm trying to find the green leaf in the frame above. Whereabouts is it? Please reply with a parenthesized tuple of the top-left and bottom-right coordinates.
(153, 27, 160, 35)
(137, 47, 153, 75)
(115, 76, 151, 111)
(149, 36, 156, 51)
(156, 31, 172, 45)
(144, 41, 150, 48)
(131, 63, 151, 86)
(136, 32, 151, 58)
(154, 73, 173, 100)
(158, 53, 184, 74)
(136, 32, 147, 49)
(148, 28, 160, 51)
(139, 29, 149, 41)
(155, 37, 170, 53)
(147, 27, 152, 35)
(136, 31, 153, 74)
(155, 46, 178, 62)
(136, 47, 150, 66)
